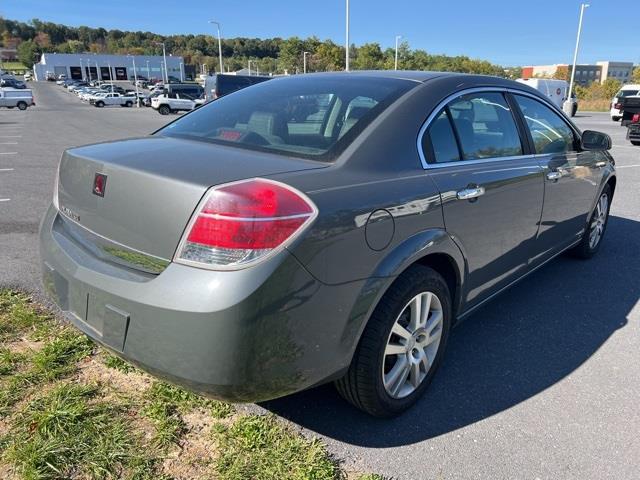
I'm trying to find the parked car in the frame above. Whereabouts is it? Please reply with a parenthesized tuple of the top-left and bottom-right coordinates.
(627, 114, 640, 146)
(610, 84, 640, 121)
(204, 74, 271, 101)
(1, 78, 27, 89)
(24, 72, 32, 81)
(89, 92, 135, 108)
(151, 92, 200, 114)
(46, 71, 56, 81)
(515, 78, 578, 116)
(618, 95, 640, 129)
(0, 88, 34, 110)
(39, 72, 616, 417)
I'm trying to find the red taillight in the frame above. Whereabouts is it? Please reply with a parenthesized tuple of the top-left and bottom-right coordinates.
(175, 178, 317, 269)
(633, 113, 640, 123)
(614, 102, 622, 110)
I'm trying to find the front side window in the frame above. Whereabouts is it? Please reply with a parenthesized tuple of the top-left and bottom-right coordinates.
(513, 95, 576, 154)
(447, 92, 523, 160)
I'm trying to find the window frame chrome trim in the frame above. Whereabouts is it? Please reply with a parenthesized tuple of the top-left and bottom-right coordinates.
(416, 86, 581, 170)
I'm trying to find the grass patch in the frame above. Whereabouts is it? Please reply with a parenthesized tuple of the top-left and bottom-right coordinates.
(103, 352, 136, 373)
(210, 399, 236, 419)
(0, 348, 26, 375)
(0, 290, 52, 341)
(2, 383, 157, 480)
(579, 99, 611, 112)
(213, 414, 339, 480)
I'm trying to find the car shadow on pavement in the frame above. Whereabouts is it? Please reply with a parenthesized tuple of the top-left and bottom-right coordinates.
(261, 215, 636, 447)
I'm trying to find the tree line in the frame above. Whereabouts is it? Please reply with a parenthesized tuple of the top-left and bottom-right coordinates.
(2, 17, 517, 77)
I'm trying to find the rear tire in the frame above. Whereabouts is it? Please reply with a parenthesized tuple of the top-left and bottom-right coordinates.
(612, 117, 620, 122)
(17, 102, 27, 111)
(570, 184, 611, 259)
(158, 105, 171, 115)
(335, 265, 451, 417)
(95, 101, 104, 108)
(125, 101, 133, 108)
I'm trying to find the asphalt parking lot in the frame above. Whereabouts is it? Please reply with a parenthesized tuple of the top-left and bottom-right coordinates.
(1, 82, 639, 479)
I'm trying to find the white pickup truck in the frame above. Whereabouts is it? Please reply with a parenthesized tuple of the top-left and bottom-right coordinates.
(89, 92, 135, 108)
(0, 88, 34, 110)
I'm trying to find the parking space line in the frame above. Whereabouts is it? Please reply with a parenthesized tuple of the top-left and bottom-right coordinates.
(0, 198, 10, 202)
(0, 152, 17, 155)
(0, 168, 14, 172)
(0, 135, 21, 138)
(616, 165, 640, 169)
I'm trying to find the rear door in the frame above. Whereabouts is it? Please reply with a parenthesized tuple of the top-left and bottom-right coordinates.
(422, 90, 544, 308)
(511, 94, 601, 265)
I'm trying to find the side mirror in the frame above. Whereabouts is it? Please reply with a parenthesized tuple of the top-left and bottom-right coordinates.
(581, 130, 612, 151)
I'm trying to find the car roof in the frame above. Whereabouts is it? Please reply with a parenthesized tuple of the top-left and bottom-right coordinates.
(297, 70, 451, 83)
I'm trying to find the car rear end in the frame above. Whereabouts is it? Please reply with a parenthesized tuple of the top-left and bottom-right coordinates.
(39, 74, 417, 402)
(611, 85, 640, 120)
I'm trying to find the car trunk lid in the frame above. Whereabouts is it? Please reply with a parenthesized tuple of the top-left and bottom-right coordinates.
(56, 136, 326, 265)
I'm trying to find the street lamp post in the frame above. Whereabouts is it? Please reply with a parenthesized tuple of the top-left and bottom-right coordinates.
(180, 62, 184, 82)
(107, 62, 114, 93)
(155, 42, 168, 83)
(564, 3, 589, 116)
(129, 55, 140, 108)
(208, 20, 224, 74)
(248, 60, 254, 75)
(79, 58, 84, 81)
(303, 51, 310, 74)
(394, 35, 402, 70)
(345, 0, 350, 71)
(146, 60, 150, 82)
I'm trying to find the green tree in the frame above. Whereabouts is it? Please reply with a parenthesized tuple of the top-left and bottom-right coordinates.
(601, 78, 622, 99)
(353, 42, 383, 70)
(632, 67, 640, 83)
(16, 39, 39, 66)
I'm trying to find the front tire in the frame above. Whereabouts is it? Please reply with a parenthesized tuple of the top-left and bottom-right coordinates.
(158, 105, 171, 115)
(335, 265, 451, 417)
(17, 102, 27, 111)
(570, 184, 611, 259)
(95, 101, 104, 108)
(125, 101, 133, 107)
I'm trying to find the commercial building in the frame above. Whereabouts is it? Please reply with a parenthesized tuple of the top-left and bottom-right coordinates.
(521, 64, 602, 85)
(522, 61, 636, 85)
(596, 61, 634, 84)
(32, 53, 184, 82)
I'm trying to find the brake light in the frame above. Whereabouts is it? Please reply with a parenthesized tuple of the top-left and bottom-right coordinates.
(633, 113, 640, 123)
(614, 103, 622, 110)
(175, 178, 317, 269)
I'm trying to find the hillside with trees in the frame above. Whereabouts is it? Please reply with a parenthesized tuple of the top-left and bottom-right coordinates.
(1, 17, 513, 76)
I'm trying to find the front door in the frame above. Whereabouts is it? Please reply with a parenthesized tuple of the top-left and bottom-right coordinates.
(421, 91, 544, 308)
(511, 94, 601, 265)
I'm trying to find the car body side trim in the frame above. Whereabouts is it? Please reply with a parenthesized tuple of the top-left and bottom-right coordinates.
(416, 87, 577, 170)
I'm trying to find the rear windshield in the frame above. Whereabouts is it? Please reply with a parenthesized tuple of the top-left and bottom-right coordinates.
(158, 76, 414, 160)
(617, 89, 639, 98)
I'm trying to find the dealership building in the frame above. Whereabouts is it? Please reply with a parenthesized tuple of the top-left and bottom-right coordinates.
(32, 53, 185, 82)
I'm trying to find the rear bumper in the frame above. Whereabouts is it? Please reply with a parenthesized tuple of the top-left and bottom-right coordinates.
(627, 124, 640, 143)
(39, 205, 362, 402)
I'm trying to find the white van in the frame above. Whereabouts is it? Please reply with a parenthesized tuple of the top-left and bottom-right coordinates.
(516, 78, 568, 107)
(610, 84, 640, 121)
(0, 88, 34, 110)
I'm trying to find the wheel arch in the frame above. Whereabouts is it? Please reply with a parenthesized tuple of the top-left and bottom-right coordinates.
(339, 229, 466, 372)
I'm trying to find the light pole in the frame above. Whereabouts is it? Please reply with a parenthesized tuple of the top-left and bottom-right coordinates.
(345, 0, 350, 71)
(179, 62, 184, 81)
(146, 60, 150, 82)
(248, 60, 254, 75)
(303, 51, 310, 74)
(86, 58, 92, 82)
(79, 58, 84, 81)
(208, 20, 224, 74)
(107, 62, 114, 93)
(564, 3, 589, 116)
(155, 42, 168, 83)
(394, 35, 402, 70)
(129, 55, 140, 107)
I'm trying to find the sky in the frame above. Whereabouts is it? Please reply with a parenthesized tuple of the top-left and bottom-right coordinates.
(1, 0, 637, 67)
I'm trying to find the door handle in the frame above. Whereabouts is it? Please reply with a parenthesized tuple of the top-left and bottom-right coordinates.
(546, 171, 563, 181)
(456, 186, 485, 200)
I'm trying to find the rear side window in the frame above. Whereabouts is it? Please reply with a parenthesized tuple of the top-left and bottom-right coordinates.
(616, 89, 639, 98)
(159, 76, 413, 160)
(448, 93, 523, 160)
(425, 110, 460, 163)
(513, 95, 576, 154)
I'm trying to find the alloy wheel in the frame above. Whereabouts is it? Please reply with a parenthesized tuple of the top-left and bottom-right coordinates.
(589, 193, 609, 249)
(382, 291, 443, 399)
